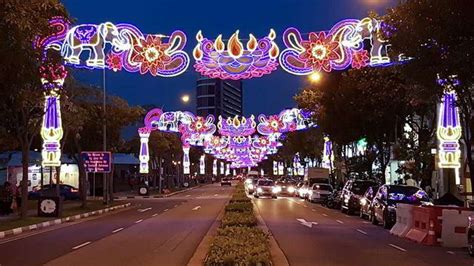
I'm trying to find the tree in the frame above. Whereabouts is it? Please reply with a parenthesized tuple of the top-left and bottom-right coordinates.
(384, 0, 474, 191)
(61, 82, 144, 206)
(0, 0, 68, 218)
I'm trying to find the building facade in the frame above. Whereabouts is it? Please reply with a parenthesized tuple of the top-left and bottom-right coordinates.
(196, 78, 243, 118)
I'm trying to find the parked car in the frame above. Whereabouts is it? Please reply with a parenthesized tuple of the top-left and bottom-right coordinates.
(254, 179, 278, 199)
(308, 183, 333, 203)
(341, 179, 378, 215)
(221, 178, 232, 186)
(359, 185, 379, 219)
(469, 215, 474, 257)
(29, 184, 80, 200)
(371, 184, 430, 229)
(275, 181, 297, 197)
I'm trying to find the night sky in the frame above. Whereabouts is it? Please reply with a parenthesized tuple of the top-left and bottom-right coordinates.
(62, 0, 397, 116)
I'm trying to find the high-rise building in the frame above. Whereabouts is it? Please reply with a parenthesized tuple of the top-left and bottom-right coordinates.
(196, 78, 243, 118)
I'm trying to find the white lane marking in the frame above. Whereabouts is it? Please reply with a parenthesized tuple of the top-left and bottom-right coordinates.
(336, 220, 344, 224)
(297, 218, 318, 228)
(362, 221, 371, 224)
(345, 215, 351, 218)
(447, 251, 455, 255)
(112, 227, 124, 233)
(192, 206, 201, 211)
(214, 194, 219, 196)
(312, 209, 317, 212)
(322, 213, 328, 217)
(389, 244, 407, 252)
(135, 219, 143, 224)
(303, 205, 308, 208)
(174, 204, 178, 208)
(163, 208, 169, 212)
(152, 213, 158, 217)
(138, 207, 152, 212)
(185, 195, 191, 197)
(72, 241, 91, 250)
(356, 229, 368, 235)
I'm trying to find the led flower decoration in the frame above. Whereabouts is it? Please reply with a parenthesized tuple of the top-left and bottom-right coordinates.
(193, 30, 280, 80)
(130, 35, 171, 76)
(218, 115, 257, 136)
(351, 50, 370, 69)
(299, 32, 340, 72)
(106, 53, 123, 72)
(39, 63, 68, 92)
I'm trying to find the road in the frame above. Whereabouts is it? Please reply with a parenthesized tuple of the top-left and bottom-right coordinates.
(254, 196, 473, 266)
(0, 184, 232, 266)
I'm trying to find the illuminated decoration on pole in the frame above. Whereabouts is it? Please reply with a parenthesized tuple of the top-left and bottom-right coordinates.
(138, 127, 151, 173)
(39, 63, 67, 167)
(199, 155, 205, 175)
(40, 18, 189, 77)
(193, 29, 280, 80)
(437, 76, 462, 169)
(226, 163, 230, 176)
(322, 137, 334, 169)
(220, 161, 225, 175)
(273, 161, 278, 175)
(279, 17, 390, 76)
(213, 159, 217, 176)
(183, 146, 190, 175)
(278, 162, 284, 175)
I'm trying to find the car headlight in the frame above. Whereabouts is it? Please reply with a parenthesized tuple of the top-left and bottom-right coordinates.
(257, 187, 263, 193)
(248, 184, 254, 190)
(272, 187, 281, 194)
(287, 186, 295, 193)
(245, 179, 252, 184)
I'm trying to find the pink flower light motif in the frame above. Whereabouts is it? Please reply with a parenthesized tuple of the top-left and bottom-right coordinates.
(300, 32, 341, 73)
(106, 53, 123, 72)
(131, 35, 170, 76)
(351, 50, 370, 69)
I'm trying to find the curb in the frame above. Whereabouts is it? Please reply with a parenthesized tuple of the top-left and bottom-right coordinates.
(0, 203, 132, 239)
(114, 185, 203, 200)
(187, 199, 228, 266)
(253, 201, 290, 266)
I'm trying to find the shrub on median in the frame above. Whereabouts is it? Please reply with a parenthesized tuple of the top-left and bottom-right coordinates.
(205, 226, 270, 266)
(221, 210, 257, 227)
(225, 202, 253, 213)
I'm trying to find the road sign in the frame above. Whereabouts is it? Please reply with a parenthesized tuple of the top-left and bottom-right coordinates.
(81, 152, 112, 173)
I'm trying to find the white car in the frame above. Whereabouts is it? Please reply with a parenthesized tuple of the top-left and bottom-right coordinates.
(254, 179, 279, 199)
(308, 183, 333, 203)
(297, 182, 311, 199)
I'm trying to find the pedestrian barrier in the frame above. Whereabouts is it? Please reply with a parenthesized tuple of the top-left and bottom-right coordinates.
(440, 209, 474, 248)
(405, 206, 434, 244)
(390, 203, 414, 237)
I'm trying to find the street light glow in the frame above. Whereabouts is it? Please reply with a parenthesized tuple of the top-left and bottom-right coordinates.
(309, 72, 322, 83)
(181, 94, 190, 103)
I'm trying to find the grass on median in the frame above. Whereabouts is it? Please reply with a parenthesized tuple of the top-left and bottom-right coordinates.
(205, 183, 271, 266)
(0, 200, 125, 232)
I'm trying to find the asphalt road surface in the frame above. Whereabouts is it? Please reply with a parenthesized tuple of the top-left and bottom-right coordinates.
(254, 196, 474, 266)
(0, 183, 232, 266)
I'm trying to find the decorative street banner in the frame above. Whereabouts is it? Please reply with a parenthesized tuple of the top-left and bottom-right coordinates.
(81, 152, 112, 173)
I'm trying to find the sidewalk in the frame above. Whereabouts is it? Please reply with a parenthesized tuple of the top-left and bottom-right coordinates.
(0, 201, 82, 223)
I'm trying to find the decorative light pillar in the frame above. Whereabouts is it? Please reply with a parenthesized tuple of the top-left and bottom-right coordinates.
(322, 137, 334, 169)
(273, 161, 278, 175)
(138, 127, 151, 174)
(40, 63, 67, 167)
(220, 161, 225, 175)
(437, 77, 462, 170)
(183, 146, 190, 175)
(225, 163, 230, 176)
(278, 162, 284, 175)
(213, 159, 217, 176)
(199, 155, 205, 175)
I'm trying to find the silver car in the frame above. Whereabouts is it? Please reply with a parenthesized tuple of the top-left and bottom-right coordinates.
(254, 179, 278, 199)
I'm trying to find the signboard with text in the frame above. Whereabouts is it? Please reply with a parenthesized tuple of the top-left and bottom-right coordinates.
(81, 152, 112, 173)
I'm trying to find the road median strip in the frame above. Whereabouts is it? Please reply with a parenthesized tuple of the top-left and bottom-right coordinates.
(0, 202, 131, 239)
